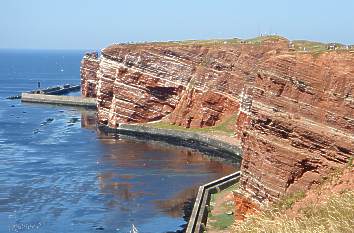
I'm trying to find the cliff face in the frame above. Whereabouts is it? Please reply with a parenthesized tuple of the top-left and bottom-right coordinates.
(81, 39, 287, 128)
(80, 38, 354, 205)
(81, 52, 99, 98)
(238, 51, 354, 204)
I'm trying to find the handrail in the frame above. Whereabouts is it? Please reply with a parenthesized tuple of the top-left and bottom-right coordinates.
(186, 171, 241, 233)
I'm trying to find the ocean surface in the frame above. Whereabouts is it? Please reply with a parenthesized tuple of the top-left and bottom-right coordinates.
(0, 50, 238, 233)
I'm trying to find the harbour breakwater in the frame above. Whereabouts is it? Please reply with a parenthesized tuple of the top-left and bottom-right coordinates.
(21, 93, 96, 108)
(7, 84, 80, 99)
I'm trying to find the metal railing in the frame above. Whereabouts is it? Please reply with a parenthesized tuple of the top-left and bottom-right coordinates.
(186, 171, 241, 233)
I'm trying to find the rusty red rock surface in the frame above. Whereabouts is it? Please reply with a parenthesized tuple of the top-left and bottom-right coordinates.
(80, 37, 354, 207)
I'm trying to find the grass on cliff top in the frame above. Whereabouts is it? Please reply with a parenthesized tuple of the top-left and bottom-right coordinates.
(124, 35, 288, 47)
(244, 35, 288, 44)
(170, 35, 286, 46)
(291, 40, 327, 52)
(233, 190, 354, 233)
(291, 40, 349, 53)
(145, 113, 238, 137)
(112, 36, 354, 55)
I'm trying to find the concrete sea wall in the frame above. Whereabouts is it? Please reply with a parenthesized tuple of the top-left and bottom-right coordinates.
(99, 123, 242, 162)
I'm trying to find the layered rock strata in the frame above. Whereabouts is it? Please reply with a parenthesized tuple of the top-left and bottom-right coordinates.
(237, 51, 354, 204)
(81, 52, 99, 97)
(80, 37, 354, 206)
(81, 39, 288, 128)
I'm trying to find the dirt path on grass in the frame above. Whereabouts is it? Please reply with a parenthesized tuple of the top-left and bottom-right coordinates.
(206, 185, 237, 233)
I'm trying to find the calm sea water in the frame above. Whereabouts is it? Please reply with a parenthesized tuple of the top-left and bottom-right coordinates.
(0, 50, 238, 233)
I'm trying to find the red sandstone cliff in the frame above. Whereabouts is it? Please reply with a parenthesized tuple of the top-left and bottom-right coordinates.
(81, 38, 288, 128)
(237, 51, 354, 205)
(81, 37, 354, 206)
(80, 52, 99, 98)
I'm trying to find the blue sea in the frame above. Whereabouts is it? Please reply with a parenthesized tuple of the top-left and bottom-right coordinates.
(0, 49, 237, 233)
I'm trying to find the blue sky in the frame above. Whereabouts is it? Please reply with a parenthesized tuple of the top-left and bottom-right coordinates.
(1, 0, 353, 49)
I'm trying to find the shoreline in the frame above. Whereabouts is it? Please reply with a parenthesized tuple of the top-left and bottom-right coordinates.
(98, 123, 243, 163)
(99, 123, 243, 232)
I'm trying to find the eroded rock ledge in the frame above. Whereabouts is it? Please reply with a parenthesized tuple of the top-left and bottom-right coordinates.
(81, 37, 354, 207)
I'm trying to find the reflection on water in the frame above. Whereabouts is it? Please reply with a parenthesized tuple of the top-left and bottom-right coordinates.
(0, 50, 239, 233)
(0, 106, 238, 233)
(155, 187, 198, 218)
(84, 112, 237, 232)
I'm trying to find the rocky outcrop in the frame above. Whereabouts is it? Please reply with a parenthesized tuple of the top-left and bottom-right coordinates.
(168, 89, 239, 128)
(80, 37, 354, 206)
(81, 39, 288, 128)
(237, 51, 354, 205)
(233, 191, 259, 221)
(81, 52, 99, 98)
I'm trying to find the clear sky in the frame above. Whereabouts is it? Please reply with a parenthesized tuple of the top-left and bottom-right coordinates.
(1, 0, 353, 49)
